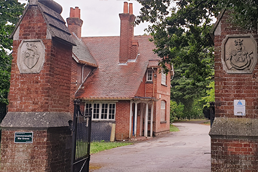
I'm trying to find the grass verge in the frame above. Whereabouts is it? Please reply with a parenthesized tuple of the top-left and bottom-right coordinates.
(174, 118, 207, 122)
(170, 124, 179, 132)
(90, 141, 132, 154)
(202, 121, 210, 125)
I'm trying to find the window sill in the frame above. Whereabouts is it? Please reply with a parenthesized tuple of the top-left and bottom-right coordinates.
(160, 121, 167, 124)
(92, 120, 116, 122)
(146, 81, 153, 84)
(161, 84, 167, 87)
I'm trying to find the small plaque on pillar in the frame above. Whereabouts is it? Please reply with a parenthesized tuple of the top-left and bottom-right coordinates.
(14, 132, 33, 143)
(234, 100, 245, 116)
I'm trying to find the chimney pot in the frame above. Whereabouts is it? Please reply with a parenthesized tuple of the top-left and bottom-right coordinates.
(119, 2, 137, 63)
(74, 7, 80, 18)
(67, 7, 83, 38)
(129, 3, 133, 14)
(70, 7, 74, 17)
(123, 2, 128, 13)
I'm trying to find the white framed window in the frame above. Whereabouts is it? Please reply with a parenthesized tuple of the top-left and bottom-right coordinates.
(85, 102, 116, 120)
(93, 104, 100, 119)
(101, 104, 108, 119)
(109, 104, 115, 119)
(146, 70, 153, 82)
(85, 103, 92, 116)
(160, 100, 166, 122)
(161, 69, 167, 85)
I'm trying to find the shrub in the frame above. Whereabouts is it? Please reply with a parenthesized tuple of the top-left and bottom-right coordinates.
(170, 100, 184, 122)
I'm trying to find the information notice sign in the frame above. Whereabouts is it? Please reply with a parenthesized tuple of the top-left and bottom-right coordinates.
(234, 100, 246, 116)
(14, 132, 33, 143)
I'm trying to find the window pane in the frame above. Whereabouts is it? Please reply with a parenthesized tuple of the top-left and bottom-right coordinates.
(161, 109, 166, 121)
(161, 101, 165, 109)
(109, 104, 115, 119)
(161, 69, 166, 85)
(93, 104, 99, 119)
(161, 101, 166, 121)
(147, 70, 152, 81)
(101, 104, 108, 119)
(85, 103, 92, 116)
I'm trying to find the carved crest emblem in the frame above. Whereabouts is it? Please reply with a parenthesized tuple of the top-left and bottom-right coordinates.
(22, 43, 40, 69)
(222, 35, 257, 74)
(225, 39, 253, 70)
(17, 40, 45, 74)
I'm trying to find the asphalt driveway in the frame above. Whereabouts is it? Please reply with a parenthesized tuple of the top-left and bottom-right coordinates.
(90, 121, 211, 172)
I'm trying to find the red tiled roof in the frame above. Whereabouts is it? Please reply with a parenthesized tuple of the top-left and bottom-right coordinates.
(75, 35, 160, 100)
(71, 34, 98, 67)
(148, 59, 160, 68)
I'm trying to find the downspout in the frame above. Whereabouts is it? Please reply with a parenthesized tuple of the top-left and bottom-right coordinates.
(81, 64, 85, 84)
(152, 67, 155, 98)
(145, 79, 146, 97)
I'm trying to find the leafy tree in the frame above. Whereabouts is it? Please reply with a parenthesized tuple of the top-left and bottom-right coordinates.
(136, 0, 219, 111)
(170, 100, 184, 122)
(136, 0, 257, 113)
(200, 80, 215, 108)
(0, 0, 24, 117)
(225, 0, 258, 30)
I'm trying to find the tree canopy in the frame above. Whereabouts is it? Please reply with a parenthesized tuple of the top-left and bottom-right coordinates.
(0, 0, 24, 105)
(136, 0, 258, 109)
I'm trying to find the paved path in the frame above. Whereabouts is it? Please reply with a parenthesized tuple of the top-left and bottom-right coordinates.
(90, 122, 211, 172)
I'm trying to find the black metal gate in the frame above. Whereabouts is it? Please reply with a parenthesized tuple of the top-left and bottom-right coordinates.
(71, 100, 92, 172)
(210, 102, 215, 127)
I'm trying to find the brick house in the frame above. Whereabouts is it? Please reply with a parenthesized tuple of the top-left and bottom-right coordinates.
(0, 0, 172, 170)
(67, 2, 173, 141)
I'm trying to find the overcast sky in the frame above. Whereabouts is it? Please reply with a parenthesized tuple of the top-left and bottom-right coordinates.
(18, 0, 150, 37)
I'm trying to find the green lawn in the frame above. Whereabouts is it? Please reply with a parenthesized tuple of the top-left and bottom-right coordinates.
(90, 141, 132, 154)
(202, 121, 210, 125)
(170, 124, 179, 132)
(75, 140, 133, 157)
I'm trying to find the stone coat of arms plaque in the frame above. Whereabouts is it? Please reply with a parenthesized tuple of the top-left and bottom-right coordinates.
(221, 35, 257, 74)
(17, 40, 45, 73)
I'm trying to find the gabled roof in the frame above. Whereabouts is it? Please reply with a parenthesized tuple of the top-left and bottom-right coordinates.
(11, 2, 75, 46)
(76, 35, 160, 100)
(148, 59, 159, 68)
(71, 34, 98, 67)
(209, 9, 226, 41)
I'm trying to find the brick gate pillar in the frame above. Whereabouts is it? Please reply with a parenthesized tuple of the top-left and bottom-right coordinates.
(0, 0, 75, 171)
(210, 10, 258, 171)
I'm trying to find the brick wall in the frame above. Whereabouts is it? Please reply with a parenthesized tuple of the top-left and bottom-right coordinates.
(1, 129, 71, 172)
(18, 6, 48, 40)
(134, 68, 170, 135)
(70, 60, 92, 114)
(211, 138, 258, 171)
(155, 68, 170, 134)
(211, 10, 258, 171)
(115, 101, 130, 140)
(1, 4, 73, 172)
(214, 11, 258, 119)
(8, 6, 72, 113)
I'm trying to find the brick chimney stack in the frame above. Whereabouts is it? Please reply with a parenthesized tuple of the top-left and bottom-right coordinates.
(67, 7, 83, 38)
(119, 2, 138, 63)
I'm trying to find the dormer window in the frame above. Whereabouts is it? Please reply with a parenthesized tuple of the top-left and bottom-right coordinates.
(146, 70, 153, 82)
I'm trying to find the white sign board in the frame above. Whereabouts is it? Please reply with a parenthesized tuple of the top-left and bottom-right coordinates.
(234, 100, 245, 116)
